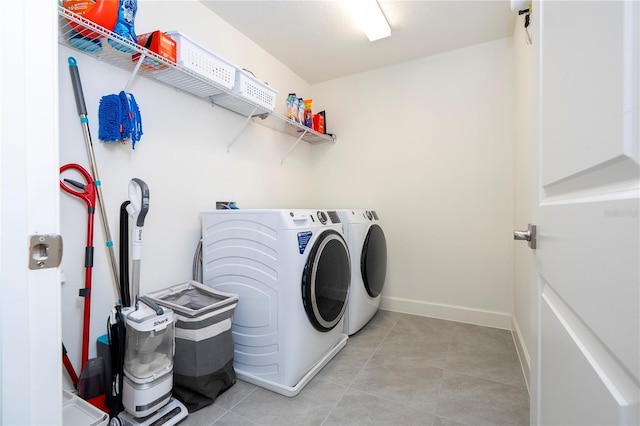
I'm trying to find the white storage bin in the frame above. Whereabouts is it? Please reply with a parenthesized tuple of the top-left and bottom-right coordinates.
(166, 31, 236, 95)
(212, 68, 278, 116)
(62, 390, 108, 426)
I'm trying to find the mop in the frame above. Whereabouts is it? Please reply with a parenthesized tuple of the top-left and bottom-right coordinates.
(98, 90, 143, 148)
(97, 0, 144, 149)
(68, 57, 121, 301)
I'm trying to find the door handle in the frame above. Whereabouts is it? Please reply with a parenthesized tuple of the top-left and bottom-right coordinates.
(514, 224, 537, 249)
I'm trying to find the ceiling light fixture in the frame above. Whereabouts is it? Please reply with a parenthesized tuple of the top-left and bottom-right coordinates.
(346, 0, 391, 42)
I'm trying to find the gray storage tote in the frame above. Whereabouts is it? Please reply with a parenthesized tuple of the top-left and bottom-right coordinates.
(146, 281, 239, 412)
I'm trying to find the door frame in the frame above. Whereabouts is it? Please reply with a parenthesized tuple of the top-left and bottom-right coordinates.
(0, 1, 62, 423)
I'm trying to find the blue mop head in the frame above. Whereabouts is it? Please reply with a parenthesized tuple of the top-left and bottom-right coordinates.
(99, 94, 123, 142)
(99, 91, 143, 148)
(120, 91, 143, 149)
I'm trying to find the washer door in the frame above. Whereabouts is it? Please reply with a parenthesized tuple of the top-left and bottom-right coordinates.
(361, 224, 387, 298)
(301, 230, 351, 332)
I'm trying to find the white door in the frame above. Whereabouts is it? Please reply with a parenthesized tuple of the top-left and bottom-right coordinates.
(530, 1, 640, 424)
(0, 1, 62, 424)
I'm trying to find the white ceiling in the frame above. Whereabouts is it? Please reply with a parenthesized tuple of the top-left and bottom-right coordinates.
(200, 1, 517, 84)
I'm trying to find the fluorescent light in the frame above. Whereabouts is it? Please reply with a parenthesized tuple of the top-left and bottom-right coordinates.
(346, 0, 391, 42)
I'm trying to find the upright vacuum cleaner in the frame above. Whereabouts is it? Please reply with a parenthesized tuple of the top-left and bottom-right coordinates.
(109, 178, 187, 426)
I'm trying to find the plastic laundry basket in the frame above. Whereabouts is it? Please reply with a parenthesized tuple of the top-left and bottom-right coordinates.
(63, 390, 109, 426)
(146, 281, 239, 412)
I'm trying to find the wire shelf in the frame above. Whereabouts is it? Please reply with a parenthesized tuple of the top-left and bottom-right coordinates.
(57, 6, 335, 150)
(255, 112, 334, 145)
(58, 6, 234, 98)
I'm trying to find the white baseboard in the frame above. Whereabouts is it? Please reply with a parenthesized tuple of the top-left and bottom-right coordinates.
(379, 296, 512, 330)
(511, 316, 531, 393)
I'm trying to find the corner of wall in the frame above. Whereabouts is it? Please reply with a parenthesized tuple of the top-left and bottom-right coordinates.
(511, 315, 531, 393)
(380, 296, 512, 330)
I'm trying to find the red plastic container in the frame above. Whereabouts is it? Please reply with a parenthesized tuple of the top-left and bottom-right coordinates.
(63, 0, 119, 39)
(133, 31, 177, 70)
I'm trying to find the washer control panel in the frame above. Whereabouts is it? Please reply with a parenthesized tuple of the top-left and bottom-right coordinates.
(317, 211, 328, 224)
(290, 210, 341, 226)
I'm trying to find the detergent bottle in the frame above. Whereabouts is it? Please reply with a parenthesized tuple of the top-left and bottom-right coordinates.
(109, 0, 138, 53)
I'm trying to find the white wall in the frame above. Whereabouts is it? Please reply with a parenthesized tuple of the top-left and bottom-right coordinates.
(512, 14, 535, 389)
(58, 1, 315, 385)
(310, 38, 515, 328)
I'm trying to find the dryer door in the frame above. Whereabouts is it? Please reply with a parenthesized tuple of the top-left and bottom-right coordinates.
(301, 230, 350, 332)
(361, 224, 387, 298)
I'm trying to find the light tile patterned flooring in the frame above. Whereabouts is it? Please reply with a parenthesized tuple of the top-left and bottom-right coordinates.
(182, 310, 529, 426)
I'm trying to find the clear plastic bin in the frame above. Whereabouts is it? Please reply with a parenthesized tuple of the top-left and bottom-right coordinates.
(62, 390, 108, 426)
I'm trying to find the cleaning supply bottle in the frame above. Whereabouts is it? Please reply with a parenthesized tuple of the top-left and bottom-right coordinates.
(109, 0, 138, 53)
(303, 99, 313, 128)
(297, 97, 305, 124)
(63, 0, 120, 52)
(286, 93, 297, 121)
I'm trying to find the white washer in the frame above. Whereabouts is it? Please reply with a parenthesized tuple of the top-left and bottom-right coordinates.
(200, 209, 350, 397)
(336, 210, 387, 336)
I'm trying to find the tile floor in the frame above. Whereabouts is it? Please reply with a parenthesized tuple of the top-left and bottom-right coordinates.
(182, 310, 529, 426)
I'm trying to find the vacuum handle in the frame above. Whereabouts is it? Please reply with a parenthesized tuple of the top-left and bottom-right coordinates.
(126, 178, 149, 260)
(128, 225, 143, 260)
(68, 57, 87, 116)
(137, 296, 164, 315)
(128, 178, 149, 228)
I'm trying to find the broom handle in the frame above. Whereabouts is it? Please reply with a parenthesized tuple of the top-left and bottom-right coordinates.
(68, 57, 121, 302)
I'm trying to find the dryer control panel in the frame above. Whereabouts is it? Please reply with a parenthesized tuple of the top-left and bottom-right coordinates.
(359, 210, 379, 221)
(288, 210, 341, 227)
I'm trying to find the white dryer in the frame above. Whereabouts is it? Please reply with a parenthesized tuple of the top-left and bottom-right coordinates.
(336, 210, 387, 336)
(200, 209, 350, 397)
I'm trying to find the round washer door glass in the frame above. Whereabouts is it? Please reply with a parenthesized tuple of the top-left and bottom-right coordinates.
(302, 230, 350, 332)
(361, 224, 387, 298)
